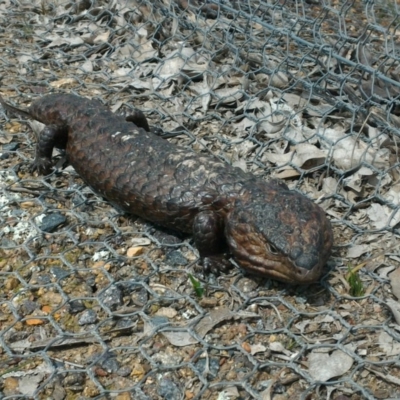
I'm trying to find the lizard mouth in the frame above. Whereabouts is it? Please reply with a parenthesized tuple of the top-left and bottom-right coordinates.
(225, 223, 332, 284)
(230, 244, 325, 284)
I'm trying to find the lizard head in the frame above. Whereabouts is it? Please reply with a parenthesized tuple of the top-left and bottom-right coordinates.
(225, 184, 333, 284)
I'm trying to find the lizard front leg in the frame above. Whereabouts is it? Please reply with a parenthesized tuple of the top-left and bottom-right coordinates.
(30, 124, 68, 175)
(192, 211, 232, 274)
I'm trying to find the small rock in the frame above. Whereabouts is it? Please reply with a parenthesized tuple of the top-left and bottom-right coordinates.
(39, 213, 67, 233)
(157, 378, 182, 400)
(3, 142, 19, 151)
(68, 300, 86, 314)
(165, 250, 188, 266)
(2, 376, 19, 396)
(50, 267, 70, 280)
(127, 246, 144, 257)
(100, 356, 120, 373)
(235, 277, 258, 294)
(0, 142, 19, 160)
(117, 366, 132, 377)
(63, 373, 85, 387)
(20, 300, 39, 315)
(78, 309, 97, 325)
(99, 285, 123, 310)
(5, 276, 19, 290)
(116, 393, 132, 400)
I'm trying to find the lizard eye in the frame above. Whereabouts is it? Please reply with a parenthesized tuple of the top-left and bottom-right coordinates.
(267, 243, 279, 255)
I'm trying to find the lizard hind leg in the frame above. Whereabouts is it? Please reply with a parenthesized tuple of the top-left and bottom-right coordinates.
(125, 109, 166, 137)
(125, 109, 151, 132)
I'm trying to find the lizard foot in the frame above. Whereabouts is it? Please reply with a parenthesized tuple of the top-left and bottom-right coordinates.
(29, 157, 53, 175)
(199, 254, 233, 275)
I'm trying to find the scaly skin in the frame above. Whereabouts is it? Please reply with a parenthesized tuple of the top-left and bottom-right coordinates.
(0, 93, 333, 283)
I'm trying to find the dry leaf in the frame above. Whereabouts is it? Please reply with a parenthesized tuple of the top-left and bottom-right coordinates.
(347, 244, 370, 258)
(264, 143, 326, 170)
(389, 268, 400, 300)
(50, 78, 76, 88)
(385, 298, 400, 325)
(308, 346, 354, 381)
(158, 307, 258, 346)
(320, 127, 389, 171)
(378, 330, 400, 355)
(366, 204, 400, 229)
(248, 343, 267, 355)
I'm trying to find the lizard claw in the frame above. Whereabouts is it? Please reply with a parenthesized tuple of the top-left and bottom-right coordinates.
(200, 254, 233, 275)
(29, 157, 53, 175)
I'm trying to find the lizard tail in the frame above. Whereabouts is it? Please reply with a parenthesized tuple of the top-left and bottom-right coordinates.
(0, 94, 32, 119)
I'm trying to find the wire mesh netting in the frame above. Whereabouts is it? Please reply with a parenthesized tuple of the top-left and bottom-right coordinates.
(1, 0, 400, 399)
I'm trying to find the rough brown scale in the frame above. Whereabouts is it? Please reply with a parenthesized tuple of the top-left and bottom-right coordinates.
(0, 93, 333, 284)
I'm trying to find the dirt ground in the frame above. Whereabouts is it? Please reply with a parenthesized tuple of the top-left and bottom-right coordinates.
(1, 1, 400, 399)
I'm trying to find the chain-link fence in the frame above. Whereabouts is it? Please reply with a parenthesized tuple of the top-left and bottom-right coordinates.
(1, 0, 400, 399)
